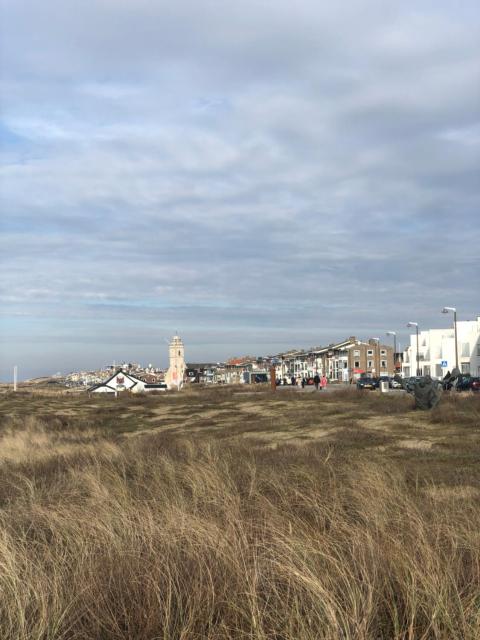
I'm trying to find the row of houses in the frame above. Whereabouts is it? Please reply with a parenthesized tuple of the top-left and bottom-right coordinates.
(184, 337, 397, 385)
(193, 317, 480, 385)
(185, 360, 269, 385)
(273, 337, 397, 382)
(67, 362, 165, 388)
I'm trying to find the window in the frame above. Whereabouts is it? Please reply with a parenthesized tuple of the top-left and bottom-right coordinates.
(354, 361, 360, 368)
(380, 349, 386, 356)
(367, 360, 373, 368)
(344, 362, 348, 368)
(367, 349, 373, 356)
(381, 360, 387, 368)
(354, 350, 360, 357)
(461, 363, 470, 374)
(477, 342, 480, 356)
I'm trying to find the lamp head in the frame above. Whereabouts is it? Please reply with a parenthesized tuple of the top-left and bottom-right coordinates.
(407, 322, 418, 328)
(386, 331, 396, 336)
(442, 307, 456, 314)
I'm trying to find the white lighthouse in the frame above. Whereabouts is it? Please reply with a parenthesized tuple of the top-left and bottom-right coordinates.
(165, 334, 186, 390)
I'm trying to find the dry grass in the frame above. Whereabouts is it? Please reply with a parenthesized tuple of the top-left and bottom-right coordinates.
(0, 389, 479, 639)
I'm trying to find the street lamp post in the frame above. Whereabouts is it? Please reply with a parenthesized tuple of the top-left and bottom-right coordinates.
(386, 331, 397, 375)
(372, 338, 380, 376)
(442, 307, 458, 372)
(407, 322, 420, 376)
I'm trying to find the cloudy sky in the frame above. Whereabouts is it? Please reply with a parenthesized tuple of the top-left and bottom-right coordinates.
(1, 0, 479, 380)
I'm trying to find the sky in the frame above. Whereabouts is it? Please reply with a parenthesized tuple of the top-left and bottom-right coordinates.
(1, 0, 479, 380)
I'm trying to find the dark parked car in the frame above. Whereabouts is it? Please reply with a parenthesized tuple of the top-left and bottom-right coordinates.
(357, 377, 378, 390)
(251, 373, 268, 384)
(454, 375, 480, 392)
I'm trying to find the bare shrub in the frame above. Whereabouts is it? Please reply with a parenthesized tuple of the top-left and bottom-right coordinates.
(431, 393, 480, 427)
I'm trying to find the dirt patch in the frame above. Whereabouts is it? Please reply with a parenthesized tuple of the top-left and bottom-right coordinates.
(395, 439, 433, 451)
(243, 425, 337, 444)
(357, 415, 403, 433)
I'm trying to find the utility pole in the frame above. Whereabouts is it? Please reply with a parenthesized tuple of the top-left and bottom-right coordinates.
(442, 307, 459, 371)
(13, 365, 17, 392)
(372, 338, 380, 376)
(407, 322, 420, 376)
(386, 331, 397, 375)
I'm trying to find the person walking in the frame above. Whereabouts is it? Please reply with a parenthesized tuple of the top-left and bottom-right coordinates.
(291, 376, 296, 386)
(320, 375, 328, 391)
(313, 373, 320, 390)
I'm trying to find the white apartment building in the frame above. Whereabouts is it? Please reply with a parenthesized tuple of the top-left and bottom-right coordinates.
(402, 316, 480, 379)
(274, 350, 326, 381)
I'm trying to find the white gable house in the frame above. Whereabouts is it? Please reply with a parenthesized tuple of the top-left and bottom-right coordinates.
(89, 369, 167, 393)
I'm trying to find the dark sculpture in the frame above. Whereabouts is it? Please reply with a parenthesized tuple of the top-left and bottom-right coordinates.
(397, 374, 442, 410)
(442, 367, 461, 391)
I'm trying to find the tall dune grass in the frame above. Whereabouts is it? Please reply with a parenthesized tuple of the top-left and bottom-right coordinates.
(0, 415, 479, 639)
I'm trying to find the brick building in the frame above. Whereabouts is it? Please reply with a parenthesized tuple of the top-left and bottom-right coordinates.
(310, 337, 394, 382)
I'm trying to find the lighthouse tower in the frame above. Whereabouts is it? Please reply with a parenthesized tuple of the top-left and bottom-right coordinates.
(165, 334, 186, 390)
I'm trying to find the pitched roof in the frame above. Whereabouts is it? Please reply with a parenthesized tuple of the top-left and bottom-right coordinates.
(88, 368, 145, 392)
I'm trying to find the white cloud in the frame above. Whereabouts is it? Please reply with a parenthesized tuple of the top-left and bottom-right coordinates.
(1, 0, 479, 378)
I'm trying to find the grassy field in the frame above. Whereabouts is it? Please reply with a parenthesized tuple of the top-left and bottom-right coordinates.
(0, 386, 479, 639)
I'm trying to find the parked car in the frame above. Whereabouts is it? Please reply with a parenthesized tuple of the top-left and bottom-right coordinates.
(377, 376, 403, 389)
(454, 375, 480, 392)
(357, 377, 378, 390)
(251, 373, 268, 384)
